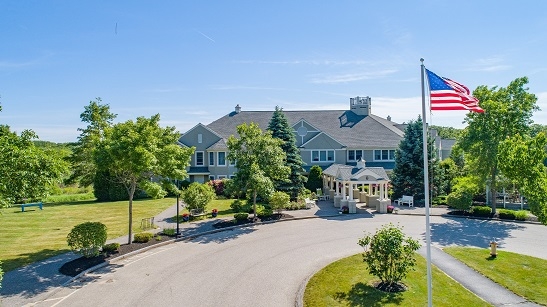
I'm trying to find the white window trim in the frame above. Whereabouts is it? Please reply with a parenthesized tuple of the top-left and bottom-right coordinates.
(218, 175, 227, 179)
(208, 175, 216, 181)
(311, 150, 335, 162)
(209, 152, 215, 166)
(373, 149, 395, 162)
(195, 151, 204, 166)
(217, 151, 227, 166)
(347, 149, 364, 162)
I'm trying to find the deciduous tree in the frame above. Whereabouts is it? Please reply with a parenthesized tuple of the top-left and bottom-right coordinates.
(70, 98, 116, 187)
(0, 126, 68, 208)
(227, 123, 289, 218)
(459, 77, 538, 213)
(498, 133, 547, 223)
(95, 114, 193, 244)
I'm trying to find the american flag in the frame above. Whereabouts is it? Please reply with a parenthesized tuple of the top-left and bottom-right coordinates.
(426, 69, 484, 113)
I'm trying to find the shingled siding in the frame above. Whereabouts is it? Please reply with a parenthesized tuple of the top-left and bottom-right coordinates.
(179, 108, 424, 177)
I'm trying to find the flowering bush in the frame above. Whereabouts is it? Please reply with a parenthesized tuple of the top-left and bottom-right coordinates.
(387, 205, 394, 213)
(211, 208, 218, 217)
(207, 179, 225, 196)
(341, 206, 349, 214)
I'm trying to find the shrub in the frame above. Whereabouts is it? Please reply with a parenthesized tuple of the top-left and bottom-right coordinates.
(162, 227, 177, 236)
(515, 210, 528, 221)
(497, 209, 516, 220)
(182, 182, 216, 211)
(67, 222, 108, 258)
(432, 195, 448, 206)
(447, 189, 473, 211)
(270, 191, 290, 214)
(133, 232, 153, 243)
(207, 179, 225, 196)
(257, 206, 273, 218)
(358, 223, 421, 286)
(234, 212, 249, 221)
(471, 206, 492, 217)
(102, 243, 120, 254)
(230, 199, 245, 212)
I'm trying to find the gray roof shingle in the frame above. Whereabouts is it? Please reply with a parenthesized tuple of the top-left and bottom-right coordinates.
(206, 110, 404, 149)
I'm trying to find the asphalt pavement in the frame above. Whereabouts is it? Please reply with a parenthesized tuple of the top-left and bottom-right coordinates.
(0, 199, 543, 307)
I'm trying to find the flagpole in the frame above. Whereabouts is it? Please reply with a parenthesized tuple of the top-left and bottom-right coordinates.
(420, 58, 433, 307)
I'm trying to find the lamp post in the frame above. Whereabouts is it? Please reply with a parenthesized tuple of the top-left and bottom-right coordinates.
(176, 194, 180, 237)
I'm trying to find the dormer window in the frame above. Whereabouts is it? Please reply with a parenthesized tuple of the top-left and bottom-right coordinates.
(198, 134, 202, 143)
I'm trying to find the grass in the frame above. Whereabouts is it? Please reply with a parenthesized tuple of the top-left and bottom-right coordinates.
(304, 253, 491, 307)
(443, 247, 547, 305)
(206, 198, 236, 218)
(0, 197, 176, 272)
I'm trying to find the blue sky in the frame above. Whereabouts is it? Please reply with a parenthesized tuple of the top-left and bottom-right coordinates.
(2, 1, 547, 142)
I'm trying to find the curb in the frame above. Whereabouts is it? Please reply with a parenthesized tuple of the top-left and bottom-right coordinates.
(63, 213, 346, 286)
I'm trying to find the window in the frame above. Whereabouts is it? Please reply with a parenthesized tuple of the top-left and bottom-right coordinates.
(311, 150, 335, 162)
(374, 149, 395, 161)
(209, 175, 215, 181)
(348, 150, 363, 161)
(218, 175, 227, 179)
(209, 152, 215, 166)
(218, 152, 226, 166)
(229, 175, 235, 179)
(195, 151, 204, 166)
(198, 133, 202, 144)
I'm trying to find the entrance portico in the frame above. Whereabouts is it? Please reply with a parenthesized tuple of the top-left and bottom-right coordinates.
(321, 159, 391, 213)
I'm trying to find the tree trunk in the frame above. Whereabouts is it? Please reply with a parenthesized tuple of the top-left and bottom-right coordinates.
(253, 190, 257, 219)
(127, 183, 137, 245)
(490, 169, 497, 214)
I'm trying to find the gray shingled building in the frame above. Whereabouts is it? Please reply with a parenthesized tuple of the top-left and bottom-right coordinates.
(178, 96, 451, 183)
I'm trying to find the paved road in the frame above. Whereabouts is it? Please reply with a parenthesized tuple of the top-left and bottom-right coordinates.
(20, 214, 546, 307)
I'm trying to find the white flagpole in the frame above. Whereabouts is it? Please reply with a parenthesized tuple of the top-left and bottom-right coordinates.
(420, 58, 433, 307)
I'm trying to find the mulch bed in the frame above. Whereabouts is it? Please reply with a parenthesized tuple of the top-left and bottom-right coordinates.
(59, 234, 173, 277)
(212, 213, 293, 229)
(60, 213, 295, 277)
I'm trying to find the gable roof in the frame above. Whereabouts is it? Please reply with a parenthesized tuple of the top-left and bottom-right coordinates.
(323, 163, 390, 181)
(206, 110, 404, 149)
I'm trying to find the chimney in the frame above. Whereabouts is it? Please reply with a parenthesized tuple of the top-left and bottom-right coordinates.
(235, 104, 241, 114)
(387, 115, 391, 121)
(350, 96, 371, 116)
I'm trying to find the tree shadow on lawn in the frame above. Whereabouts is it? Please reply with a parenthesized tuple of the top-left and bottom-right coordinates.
(429, 216, 526, 248)
(334, 282, 403, 307)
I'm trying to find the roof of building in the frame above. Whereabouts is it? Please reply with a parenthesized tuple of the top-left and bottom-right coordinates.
(323, 163, 390, 181)
(440, 138, 457, 150)
(206, 110, 404, 149)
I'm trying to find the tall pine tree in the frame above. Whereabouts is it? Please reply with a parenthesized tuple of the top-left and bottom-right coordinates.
(268, 106, 307, 200)
(391, 116, 441, 205)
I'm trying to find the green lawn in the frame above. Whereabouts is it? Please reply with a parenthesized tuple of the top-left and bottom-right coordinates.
(0, 197, 176, 272)
(304, 253, 491, 307)
(443, 247, 547, 305)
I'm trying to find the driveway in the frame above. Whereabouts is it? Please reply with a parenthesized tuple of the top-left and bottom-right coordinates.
(20, 214, 547, 307)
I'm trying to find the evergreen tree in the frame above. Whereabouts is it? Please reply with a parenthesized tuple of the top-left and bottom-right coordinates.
(305, 165, 323, 192)
(267, 106, 307, 200)
(391, 116, 441, 205)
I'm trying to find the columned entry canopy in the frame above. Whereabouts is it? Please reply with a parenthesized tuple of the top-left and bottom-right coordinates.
(321, 159, 391, 213)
